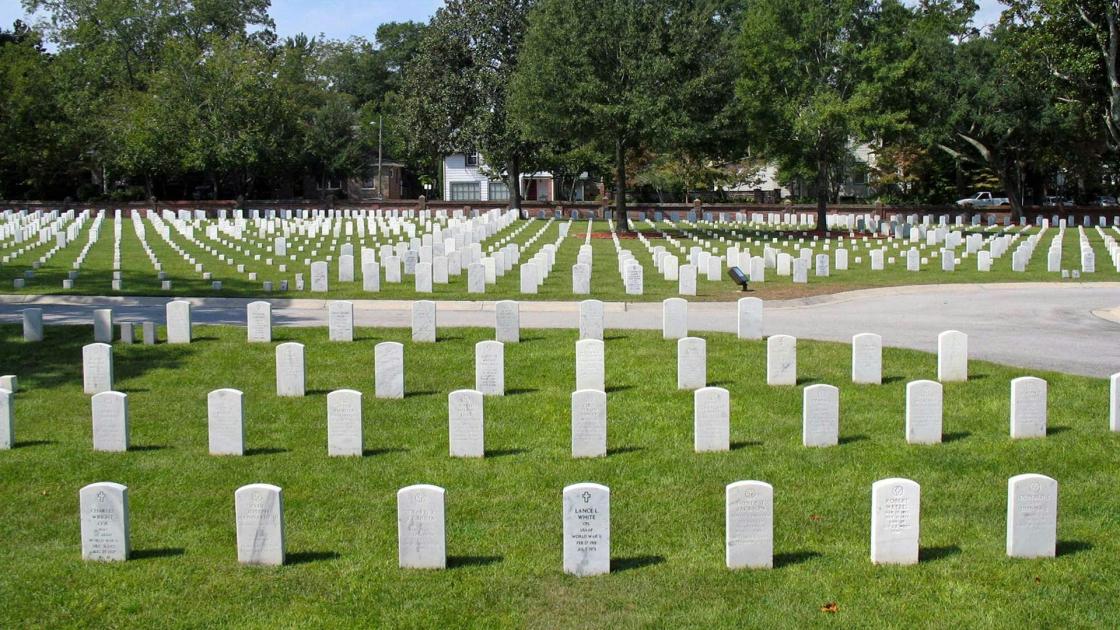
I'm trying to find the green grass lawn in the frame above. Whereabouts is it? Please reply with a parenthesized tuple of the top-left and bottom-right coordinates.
(0, 324, 1117, 627)
(0, 217, 1117, 302)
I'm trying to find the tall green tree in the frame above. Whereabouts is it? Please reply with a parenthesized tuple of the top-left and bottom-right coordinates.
(401, 0, 538, 207)
(511, 0, 743, 230)
(737, 0, 916, 231)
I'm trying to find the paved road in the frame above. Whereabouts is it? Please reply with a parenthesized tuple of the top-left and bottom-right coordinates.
(1, 282, 1118, 377)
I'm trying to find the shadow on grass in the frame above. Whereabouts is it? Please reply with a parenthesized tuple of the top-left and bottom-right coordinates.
(881, 376, 906, 385)
(605, 385, 635, 394)
(448, 555, 503, 569)
(246, 447, 290, 456)
(486, 448, 527, 458)
(796, 377, 819, 386)
(116, 387, 151, 394)
(839, 434, 868, 445)
(774, 550, 822, 568)
(405, 390, 438, 399)
(0, 324, 196, 393)
(132, 547, 185, 560)
(920, 545, 961, 562)
(506, 388, 539, 396)
(608, 446, 644, 456)
(1048, 426, 1071, 436)
(709, 380, 734, 387)
(611, 555, 666, 573)
(131, 445, 171, 452)
(14, 440, 55, 448)
(519, 336, 545, 343)
(288, 551, 340, 565)
(604, 335, 628, 342)
(364, 447, 408, 457)
(730, 440, 762, 450)
(1058, 540, 1093, 557)
(943, 431, 971, 443)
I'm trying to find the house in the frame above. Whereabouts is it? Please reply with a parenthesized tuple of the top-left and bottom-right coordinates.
(443, 152, 554, 203)
(302, 159, 407, 201)
(722, 143, 877, 202)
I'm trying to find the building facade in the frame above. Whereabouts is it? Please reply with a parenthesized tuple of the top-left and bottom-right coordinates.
(443, 152, 554, 203)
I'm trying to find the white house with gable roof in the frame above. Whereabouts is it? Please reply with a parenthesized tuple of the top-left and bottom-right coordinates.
(443, 152, 554, 203)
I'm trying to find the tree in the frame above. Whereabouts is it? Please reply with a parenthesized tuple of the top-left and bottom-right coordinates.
(737, 0, 917, 231)
(401, 0, 538, 208)
(511, 0, 743, 231)
(1007, 0, 1120, 152)
(934, 27, 1068, 218)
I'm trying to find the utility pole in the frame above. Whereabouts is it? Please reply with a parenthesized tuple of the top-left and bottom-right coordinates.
(377, 114, 384, 201)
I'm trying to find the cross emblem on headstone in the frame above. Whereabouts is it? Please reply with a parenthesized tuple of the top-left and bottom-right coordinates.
(581, 491, 591, 503)
(96, 491, 106, 503)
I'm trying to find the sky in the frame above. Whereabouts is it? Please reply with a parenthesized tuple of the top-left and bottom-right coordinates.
(1, 0, 1005, 43)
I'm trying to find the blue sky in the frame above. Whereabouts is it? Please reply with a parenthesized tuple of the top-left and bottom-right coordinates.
(1, 0, 1004, 42)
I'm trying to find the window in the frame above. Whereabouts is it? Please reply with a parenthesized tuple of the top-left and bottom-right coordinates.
(450, 182, 481, 201)
(465, 152, 480, 167)
(319, 177, 344, 191)
(489, 180, 510, 201)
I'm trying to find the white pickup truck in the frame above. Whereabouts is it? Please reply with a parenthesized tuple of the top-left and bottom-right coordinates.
(956, 192, 1010, 208)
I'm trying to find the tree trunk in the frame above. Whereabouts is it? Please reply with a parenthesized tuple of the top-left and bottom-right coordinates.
(997, 166, 1023, 223)
(815, 158, 828, 232)
(508, 154, 522, 210)
(616, 138, 628, 232)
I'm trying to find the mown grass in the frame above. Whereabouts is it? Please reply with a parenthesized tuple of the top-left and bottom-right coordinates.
(0, 218, 1117, 302)
(0, 324, 1117, 627)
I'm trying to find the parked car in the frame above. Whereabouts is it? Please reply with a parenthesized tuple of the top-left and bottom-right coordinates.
(956, 191, 1011, 208)
(1091, 195, 1118, 207)
(1042, 196, 1074, 206)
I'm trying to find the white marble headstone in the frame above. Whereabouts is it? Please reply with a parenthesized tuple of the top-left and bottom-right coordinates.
(905, 380, 943, 444)
(166, 300, 192, 344)
(575, 339, 605, 392)
(571, 389, 607, 458)
(412, 300, 437, 343)
(80, 482, 129, 561)
(374, 342, 405, 399)
(662, 298, 688, 340)
(495, 300, 519, 343)
(397, 484, 446, 569)
(579, 300, 604, 340)
(802, 384, 839, 447)
(91, 391, 128, 452)
(736, 297, 763, 340)
(82, 342, 114, 395)
(851, 333, 882, 385)
(1010, 376, 1047, 439)
(208, 388, 244, 456)
(562, 483, 610, 576)
(448, 389, 484, 458)
(275, 342, 306, 397)
(235, 483, 285, 566)
(475, 341, 504, 396)
(694, 386, 730, 452)
(1006, 473, 1057, 558)
(870, 478, 920, 565)
(937, 330, 968, 382)
(766, 335, 797, 386)
(725, 480, 773, 569)
(328, 300, 355, 342)
(246, 301, 271, 343)
(327, 389, 363, 456)
(677, 337, 707, 390)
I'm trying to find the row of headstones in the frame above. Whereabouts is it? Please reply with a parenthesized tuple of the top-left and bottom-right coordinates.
(9, 212, 97, 288)
(76, 475, 1061, 571)
(54, 363, 1066, 458)
(671, 329, 971, 388)
(70, 386, 608, 458)
(21, 302, 194, 345)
